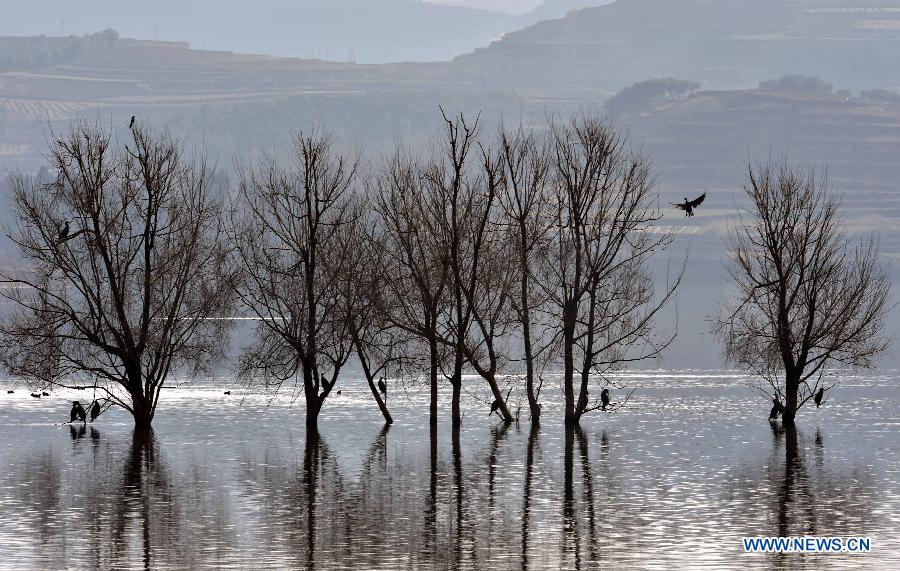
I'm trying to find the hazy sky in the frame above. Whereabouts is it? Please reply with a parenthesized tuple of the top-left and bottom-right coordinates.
(426, 0, 544, 14)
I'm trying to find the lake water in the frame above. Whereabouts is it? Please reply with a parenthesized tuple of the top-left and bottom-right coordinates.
(0, 370, 898, 570)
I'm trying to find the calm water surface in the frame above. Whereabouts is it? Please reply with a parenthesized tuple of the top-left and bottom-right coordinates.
(0, 371, 898, 570)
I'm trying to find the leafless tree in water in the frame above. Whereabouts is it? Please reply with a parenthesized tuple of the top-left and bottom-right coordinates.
(713, 161, 892, 424)
(496, 125, 553, 422)
(542, 115, 682, 425)
(373, 147, 451, 427)
(230, 130, 359, 429)
(0, 122, 234, 428)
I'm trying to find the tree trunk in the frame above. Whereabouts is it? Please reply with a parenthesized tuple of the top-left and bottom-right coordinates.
(132, 393, 155, 430)
(429, 335, 439, 427)
(451, 342, 464, 427)
(563, 300, 577, 426)
(783, 372, 800, 425)
(306, 396, 322, 430)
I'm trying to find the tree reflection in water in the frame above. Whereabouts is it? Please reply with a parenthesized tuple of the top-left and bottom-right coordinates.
(0, 412, 890, 569)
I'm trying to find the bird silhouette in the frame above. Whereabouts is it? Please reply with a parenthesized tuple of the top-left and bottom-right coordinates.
(673, 193, 706, 217)
(58, 220, 70, 243)
(814, 387, 825, 408)
(336, 390, 342, 395)
(89, 401, 101, 422)
(223, 391, 231, 395)
(129, 115, 135, 129)
(320, 373, 331, 393)
(30, 393, 41, 398)
(70, 401, 86, 423)
(600, 388, 610, 411)
(377, 378, 387, 395)
(41, 391, 50, 397)
(489, 399, 500, 416)
(6, 390, 13, 394)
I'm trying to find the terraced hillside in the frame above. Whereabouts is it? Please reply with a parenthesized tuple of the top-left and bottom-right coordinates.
(457, 0, 900, 95)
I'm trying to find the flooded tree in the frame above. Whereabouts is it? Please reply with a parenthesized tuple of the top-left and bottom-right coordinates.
(426, 111, 514, 425)
(0, 122, 233, 428)
(231, 130, 359, 429)
(543, 115, 681, 426)
(714, 161, 892, 425)
(344, 212, 400, 425)
(496, 126, 553, 422)
(373, 148, 451, 427)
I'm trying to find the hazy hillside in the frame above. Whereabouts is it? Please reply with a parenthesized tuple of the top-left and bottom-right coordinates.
(0, 0, 515, 64)
(457, 0, 900, 95)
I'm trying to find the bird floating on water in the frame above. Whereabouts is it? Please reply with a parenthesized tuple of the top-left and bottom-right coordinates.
(673, 193, 706, 217)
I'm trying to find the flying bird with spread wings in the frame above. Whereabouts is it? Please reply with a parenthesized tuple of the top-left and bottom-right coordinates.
(673, 193, 706, 217)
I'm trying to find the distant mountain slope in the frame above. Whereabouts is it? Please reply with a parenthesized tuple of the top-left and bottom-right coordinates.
(0, 0, 516, 64)
(455, 0, 900, 95)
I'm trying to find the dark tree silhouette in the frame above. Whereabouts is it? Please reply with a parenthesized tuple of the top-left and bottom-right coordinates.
(496, 125, 553, 422)
(543, 115, 681, 425)
(714, 161, 892, 424)
(373, 148, 451, 427)
(230, 130, 359, 429)
(0, 122, 233, 428)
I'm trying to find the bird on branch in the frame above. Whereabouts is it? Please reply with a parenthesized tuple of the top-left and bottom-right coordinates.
(672, 193, 706, 217)
(129, 115, 136, 129)
(814, 387, 825, 408)
(57, 220, 70, 243)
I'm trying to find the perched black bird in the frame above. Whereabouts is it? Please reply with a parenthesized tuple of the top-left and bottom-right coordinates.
(600, 388, 610, 411)
(30, 393, 41, 398)
(89, 401, 101, 422)
(320, 373, 331, 393)
(58, 220, 70, 243)
(41, 391, 50, 397)
(673, 193, 706, 217)
(489, 399, 500, 416)
(223, 391, 231, 395)
(377, 378, 387, 396)
(129, 115, 136, 129)
(814, 387, 825, 408)
(70, 401, 87, 423)
(769, 396, 785, 420)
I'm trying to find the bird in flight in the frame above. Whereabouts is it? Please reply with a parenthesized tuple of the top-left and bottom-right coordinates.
(673, 193, 706, 217)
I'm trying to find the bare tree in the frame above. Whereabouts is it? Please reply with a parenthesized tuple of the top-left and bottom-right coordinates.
(496, 125, 553, 422)
(0, 122, 233, 428)
(344, 211, 402, 425)
(424, 111, 514, 425)
(714, 161, 892, 424)
(373, 149, 450, 427)
(230, 130, 359, 430)
(543, 115, 681, 425)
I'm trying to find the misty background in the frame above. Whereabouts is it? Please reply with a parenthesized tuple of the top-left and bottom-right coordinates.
(0, 0, 898, 370)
